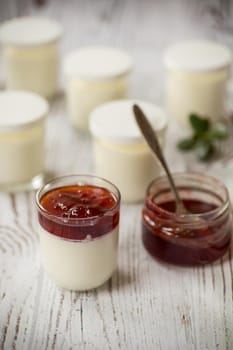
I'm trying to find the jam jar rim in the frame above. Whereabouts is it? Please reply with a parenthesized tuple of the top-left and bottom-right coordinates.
(145, 172, 230, 224)
(36, 174, 121, 226)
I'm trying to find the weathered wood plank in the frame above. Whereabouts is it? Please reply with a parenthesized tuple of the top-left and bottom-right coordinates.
(0, 1, 233, 349)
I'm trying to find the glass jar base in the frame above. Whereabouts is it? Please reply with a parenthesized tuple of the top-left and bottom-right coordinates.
(142, 229, 231, 266)
(43, 266, 116, 291)
(0, 173, 44, 193)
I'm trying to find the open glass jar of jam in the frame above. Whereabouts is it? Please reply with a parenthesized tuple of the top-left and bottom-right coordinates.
(36, 175, 121, 291)
(142, 173, 232, 265)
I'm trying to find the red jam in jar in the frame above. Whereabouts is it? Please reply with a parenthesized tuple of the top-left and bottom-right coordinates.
(142, 173, 232, 265)
(39, 184, 119, 240)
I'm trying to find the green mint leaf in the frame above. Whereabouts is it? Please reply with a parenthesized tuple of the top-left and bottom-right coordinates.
(189, 114, 210, 133)
(177, 113, 228, 161)
(208, 122, 228, 140)
(177, 137, 196, 151)
(195, 140, 215, 161)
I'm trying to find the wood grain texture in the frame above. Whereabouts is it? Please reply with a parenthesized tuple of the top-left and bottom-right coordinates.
(0, 0, 233, 349)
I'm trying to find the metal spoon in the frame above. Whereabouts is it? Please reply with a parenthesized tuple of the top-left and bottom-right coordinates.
(133, 104, 190, 216)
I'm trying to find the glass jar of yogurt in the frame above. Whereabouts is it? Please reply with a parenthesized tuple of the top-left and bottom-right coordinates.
(36, 175, 121, 291)
(0, 91, 48, 192)
(164, 40, 232, 127)
(0, 17, 62, 99)
(63, 46, 132, 131)
(90, 100, 168, 203)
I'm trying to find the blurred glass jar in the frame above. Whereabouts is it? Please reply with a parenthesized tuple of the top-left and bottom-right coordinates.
(90, 100, 167, 203)
(142, 173, 232, 265)
(63, 47, 132, 131)
(164, 40, 232, 127)
(0, 17, 62, 99)
(0, 91, 48, 192)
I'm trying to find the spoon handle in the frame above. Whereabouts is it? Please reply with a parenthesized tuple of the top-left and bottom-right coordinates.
(133, 104, 186, 214)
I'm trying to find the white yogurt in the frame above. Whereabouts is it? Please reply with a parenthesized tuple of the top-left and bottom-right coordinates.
(39, 226, 119, 291)
(164, 40, 232, 127)
(0, 17, 62, 99)
(63, 47, 132, 131)
(0, 91, 48, 191)
(90, 100, 168, 203)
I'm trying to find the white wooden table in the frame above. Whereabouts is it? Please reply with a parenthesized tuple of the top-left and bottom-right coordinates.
(1, 1, 233, 349)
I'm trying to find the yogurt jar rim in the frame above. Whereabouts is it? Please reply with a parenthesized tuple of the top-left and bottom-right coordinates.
(165, 63, 231, 74)
(0, 16, 62, 47)
(164, 40, 232, 73)
(64, 69, 132, 81)
(146, 172, 230, 225)
(63, 46, 133, 80)
(0, 90, 49, 132)
(90, 99, 168, 144)
(0, 116, 46, 132)
(36, 174, 121, 226)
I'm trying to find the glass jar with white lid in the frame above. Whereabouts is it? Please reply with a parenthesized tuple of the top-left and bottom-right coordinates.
(89, 100, 168, 203)
(0, 17, 62, 99)
(63, 46, 132, 131)
(0, 91, 48, 192)
(164, 40, 232, 127)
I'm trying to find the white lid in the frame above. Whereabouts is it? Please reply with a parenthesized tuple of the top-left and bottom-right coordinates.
(164, 40, 232, 72)
(63, 46, 132, 80)
(0, 17, 62, 47)
(0, 91, 49, 132)
(89, 100, 167, 144)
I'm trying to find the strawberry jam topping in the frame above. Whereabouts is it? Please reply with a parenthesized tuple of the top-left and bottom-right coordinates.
(39, 185, 120, 240)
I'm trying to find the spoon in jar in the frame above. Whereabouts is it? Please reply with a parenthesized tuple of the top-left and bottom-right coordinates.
(133, 104, 190, 216)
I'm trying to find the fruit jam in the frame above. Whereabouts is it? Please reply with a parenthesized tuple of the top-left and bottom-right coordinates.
(142, 197, 232, 265)
(38, 184, 120, 240)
